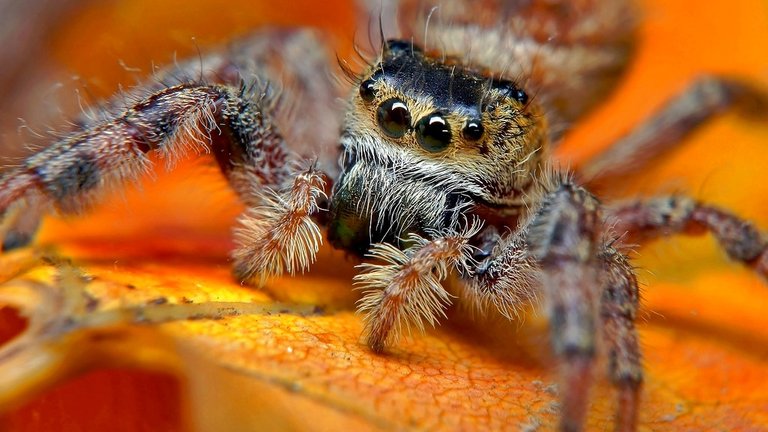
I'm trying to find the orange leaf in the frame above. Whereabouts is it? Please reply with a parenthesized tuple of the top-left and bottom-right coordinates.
(1, 1, 768, 431)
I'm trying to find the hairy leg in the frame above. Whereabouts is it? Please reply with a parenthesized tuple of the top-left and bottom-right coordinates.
(462, 180, 645, 431)
(599, 246, 642, 432)
(579, 76, 768, 185)
(608, 195, 768, 277)
(460, 180, 606, 431)
(0, 29, 340, 268)
(525, 181, 604, 432)
(0, 82, 291, 244)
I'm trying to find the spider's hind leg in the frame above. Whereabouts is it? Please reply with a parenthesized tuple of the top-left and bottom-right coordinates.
(232, 164, 327, 286)
(609, 195, 768, 278)
(580, 76, 768, 186)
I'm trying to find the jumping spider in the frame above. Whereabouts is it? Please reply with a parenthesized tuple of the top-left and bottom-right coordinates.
(1, 0, 767, 430)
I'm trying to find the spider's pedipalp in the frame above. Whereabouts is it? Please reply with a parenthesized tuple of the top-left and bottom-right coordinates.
(460, 234, 540, 321)
(355, 224, 480, 353)
(232, 166, 326, 286)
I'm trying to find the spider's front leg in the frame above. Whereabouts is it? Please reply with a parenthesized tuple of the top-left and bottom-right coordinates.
(463, 181, 642, 432)
(524, 182, 605, 432)
(0, 82, 289, 234)
(0, 80, 311, 274)
(0, 29, 339, 283)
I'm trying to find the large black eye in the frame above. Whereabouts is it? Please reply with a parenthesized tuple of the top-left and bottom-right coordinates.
(462, 119, 484, 141)
(359, 78, 377, 103)
(377, 98, 412, 138)
(416, 113, 452, 152)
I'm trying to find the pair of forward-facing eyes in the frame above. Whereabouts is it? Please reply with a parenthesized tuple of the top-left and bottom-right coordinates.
(358, 77, 528, 153)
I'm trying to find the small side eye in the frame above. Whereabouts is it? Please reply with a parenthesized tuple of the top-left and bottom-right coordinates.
(377, 98, 412, 138)
(416, 113, 452, 152)
(359, 78, 377, 103)
(512, 89, 528, 105)
(462, 119, 484, 141)
(493, 80, 529, 106)
(385, 39, 421, 56)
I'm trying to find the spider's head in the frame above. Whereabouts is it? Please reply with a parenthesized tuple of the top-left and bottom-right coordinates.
(328, 40, 548, 255)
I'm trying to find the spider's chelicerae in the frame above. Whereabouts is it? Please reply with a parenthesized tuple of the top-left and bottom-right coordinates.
(1, 0, 767, 430)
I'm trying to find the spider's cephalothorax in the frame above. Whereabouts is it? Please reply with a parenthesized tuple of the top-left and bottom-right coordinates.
(328, 40, 547, 255)
(2, 1, 768, 430)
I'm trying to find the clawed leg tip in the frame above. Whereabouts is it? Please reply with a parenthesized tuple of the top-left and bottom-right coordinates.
(365, 335, 388, 355)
